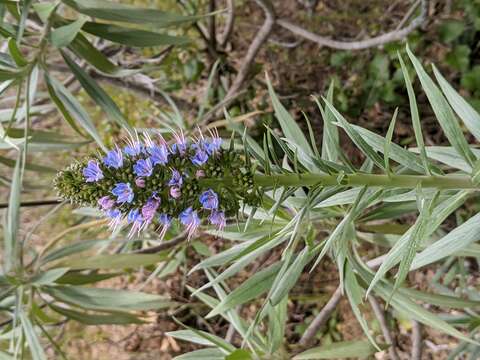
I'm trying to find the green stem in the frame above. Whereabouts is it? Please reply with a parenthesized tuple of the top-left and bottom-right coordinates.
(253, 173, 479, 190)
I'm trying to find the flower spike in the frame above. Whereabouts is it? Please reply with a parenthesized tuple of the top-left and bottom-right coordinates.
(54, 129, 258, 239)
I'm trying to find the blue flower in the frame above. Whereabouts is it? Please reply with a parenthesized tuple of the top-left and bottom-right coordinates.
(158, 213, 172, 226)
(98, 196, 114, 210)
(103, 148, 123, 169)
(127, 208, 144, 238)
(127, 208, 143, 224)
(205, 137, 222, 155)
(124, 141, 144, 156)
(191, 148, 209, 166)
(158, 213, 172, 240)
(133, 158, 153, 177)
(106, 208, 122, 231)
(141, 198, 159, 223)
(83, 160, 104, 182)
(106, 208, 121, 219)
(199, 189, 219, 210)
(171, 131, 187, 155)
(209, 210, 226, 230)
(179, 207, 201, 239)
(168, 169, 183, 187)
(149, 144, 169, 166)
(111, 182, 134, 204)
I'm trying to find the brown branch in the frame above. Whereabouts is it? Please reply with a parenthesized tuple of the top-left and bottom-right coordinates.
(0, 199, 62, 209)
(224, 0, 275, 101)
(276, 0, 428, 50)
(133, 231, 188, 254)
(368, 296, 401, 360)
(298, 255, 386, 348)
(411, 320, 423, 360)
(208, 0, 217, 51)
(218, 0, 235, 47)
(298, 285, 342, 347)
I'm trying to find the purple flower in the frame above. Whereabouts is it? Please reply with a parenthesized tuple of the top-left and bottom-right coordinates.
(124, 139, 144, 156)
(158, 213, 172, 226)
(133, 158, 153, 177)
(106, 208, 121, 219)
(191, 148, 208, 166)
(195, 170, 205, 178)
(171, 131, 187, 155)
(158, 213, 172, 240)
(98, 196, 114, 210)
(103, 148, 123, 169)
(83, 160, 104, 182)
(106, 208, 122, 231)
(179, 207, 201, 239)
(168, 169, 183, 187)
(127, 208, 143, 224)
(205, 137, 222, 155)
(209, 211, 226, 231)
(170, 186, 181, 199)
(199, 189, 219, 210)
(112, 182, 134, 204)
(127, 208, 144, 238)
(149, 144, 169, 166)
(141, 198, 159, 223)
(135, 177, 145, 188)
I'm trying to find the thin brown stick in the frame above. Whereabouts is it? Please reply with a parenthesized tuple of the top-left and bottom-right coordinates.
(368, 296, 401, 360)
(133, 231, 188, 254)
(0, 199, 62, 209)
(395, 0, 422, 31)
(299, 285, 342, 347)
(411, 320, 423, 360)
(298, 255, 386, 347)
(218, 0, 235, 47)
(208, 0, 217, 51)
(224, 0, 275, 101)
(276, 0, 428, 50)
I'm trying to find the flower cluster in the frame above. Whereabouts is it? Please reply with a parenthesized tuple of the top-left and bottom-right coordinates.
(54, 130, 258, 239)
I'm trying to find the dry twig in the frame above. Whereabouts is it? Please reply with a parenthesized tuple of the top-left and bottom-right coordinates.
(368, 296, 401, 360)
(276, 0, 428, 50)
(411, 320, 423, 360)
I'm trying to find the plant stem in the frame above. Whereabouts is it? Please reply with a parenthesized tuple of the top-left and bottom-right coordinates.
(253, 173, 478, 189)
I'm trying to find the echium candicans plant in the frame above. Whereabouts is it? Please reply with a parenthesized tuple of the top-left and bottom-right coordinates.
(54, 129, 260, 239)
(54, 47, 480, 359)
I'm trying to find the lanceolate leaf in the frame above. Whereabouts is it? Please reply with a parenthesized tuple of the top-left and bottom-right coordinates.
(406, 45, 477, 167)
(81, 22, 190, 47)
(398, 52, 431, 174)
(433, 64, 480, 142)
(62, 0, 204, 26)
(206, 261, 283, 318)
(52, 253, 168, 270)
(344, 263, 380, 350)
(3, 150, 22, 272)
(44, 285, 174, 311)
(61, 52, 132, 132)
(353, 256, 480, 345)
(294, 340, 380, 359)
(51, 16, 87, 47)
(411, 212, 480, 270)
(266, 74, 314, 157)
(44, 74, 106, 151)
(384, 107, 398, 173)
(49, 304, 145, 325)
(324, 99, 385, 169)
(19, 311, 47, 360)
